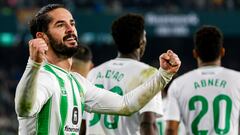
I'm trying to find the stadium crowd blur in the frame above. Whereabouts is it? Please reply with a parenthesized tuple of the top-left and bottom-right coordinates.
(1, 0, 240, 134)
(0, 0, 240, 11)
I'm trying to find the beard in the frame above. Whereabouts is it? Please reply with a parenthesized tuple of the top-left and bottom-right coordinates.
(47, 32, 78, 59)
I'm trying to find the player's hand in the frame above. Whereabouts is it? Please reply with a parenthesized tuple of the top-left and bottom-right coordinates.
(29, 38, 48, 63)
(159, 50, 181, 73)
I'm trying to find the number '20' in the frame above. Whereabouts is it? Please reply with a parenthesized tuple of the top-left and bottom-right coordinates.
(189, 94, 232, 135)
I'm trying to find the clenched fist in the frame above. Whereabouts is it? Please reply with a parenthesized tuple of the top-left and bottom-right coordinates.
(159, 50, 181, 73)
(29, 38, 48, 63)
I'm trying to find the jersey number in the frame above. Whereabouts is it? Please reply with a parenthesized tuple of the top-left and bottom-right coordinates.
(89, 84, 123, 129)
(156, 121, 164, 135)
(189, 94, 232, 135)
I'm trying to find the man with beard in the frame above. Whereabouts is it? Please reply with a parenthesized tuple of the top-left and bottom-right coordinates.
(14, 4, 181, 135)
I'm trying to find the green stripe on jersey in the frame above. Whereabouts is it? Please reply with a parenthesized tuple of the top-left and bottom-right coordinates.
(44, 64, 68, 135)
(68, 75, 78, 106)
(37, 97, 52, 135)
(71, 75, 85, 114)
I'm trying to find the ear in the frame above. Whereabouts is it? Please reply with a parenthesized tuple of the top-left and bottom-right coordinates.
(36, 32, 45, 38)
(36, 32, 48, 42)
(220, 47, 225, 58)
(90, 61, 94, 70)
(139, 41, 144, 48)
(192, 49, 198, 59)
(139, 38, 146, 49)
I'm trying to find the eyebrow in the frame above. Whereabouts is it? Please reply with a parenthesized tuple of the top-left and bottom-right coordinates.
(54, 19, 75, 25)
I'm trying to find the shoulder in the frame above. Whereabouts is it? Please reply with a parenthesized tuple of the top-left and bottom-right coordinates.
(89, 60, 112, 73)
(220, 67, 240, 82)
(139, 64, 158, 78)
(39, 67, 56, 81)
(71, 72, 87, 82)
(87, 62, 109, 79)
(173, 69, 196, 83)
(222, 67, 240, 75)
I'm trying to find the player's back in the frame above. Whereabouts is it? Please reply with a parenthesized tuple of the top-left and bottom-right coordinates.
(86, 58, 162, 135)
(166, 66, 240, 135)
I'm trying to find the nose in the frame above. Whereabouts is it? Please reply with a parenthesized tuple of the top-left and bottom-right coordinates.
(66, 24, 75, 34)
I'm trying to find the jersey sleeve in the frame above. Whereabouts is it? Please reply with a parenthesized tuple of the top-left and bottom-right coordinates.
(83, 68, 174, 116)
(138, 69, 163, 116)
(139, 93, 163, 116)
(164, 80, 181, 121)
(15, 58, 54, 117)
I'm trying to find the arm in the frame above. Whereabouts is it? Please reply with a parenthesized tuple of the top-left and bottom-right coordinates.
(140, 112, 158, 135)
(79, 111, 87, 135)
(164, 76, 181, 135)
(84, 50, 181, 115)
(165, 120, 180, 135)
(15, 59, 41, 116)
(79, 120, 86, 135)
(15, 38, 48, 117)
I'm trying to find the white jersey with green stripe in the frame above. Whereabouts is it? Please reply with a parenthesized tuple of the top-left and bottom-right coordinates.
(17, 63, 86, 135)
(156, 98, 186, 135)
(165, 66, 240, 135)
(85, 58, 163, 135)
(15, 58, 173, 135)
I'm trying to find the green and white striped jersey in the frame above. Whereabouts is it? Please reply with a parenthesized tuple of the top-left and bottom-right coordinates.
(165, 66, 240, 135)
(15, 58, 173, 135)
(85, 58, 163, 135)
(17, 63, 86, 135)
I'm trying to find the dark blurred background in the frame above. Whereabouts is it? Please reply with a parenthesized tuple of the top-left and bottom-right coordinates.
(1, 0, 240, 134)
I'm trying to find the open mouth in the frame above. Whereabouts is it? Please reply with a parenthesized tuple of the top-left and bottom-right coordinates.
(64, 34, 78, 45)
(66, 37, 76, 41)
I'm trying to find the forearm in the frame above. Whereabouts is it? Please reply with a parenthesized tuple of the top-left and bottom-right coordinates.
(140, 112, 158, 135)
(87, 68, 173, 115)
(15, 58, 41, 116)
(165, 120, 179, 135)
(120, 68, 173, 115)
(140, 122, 158, 135)
(165, 129, 178, 135)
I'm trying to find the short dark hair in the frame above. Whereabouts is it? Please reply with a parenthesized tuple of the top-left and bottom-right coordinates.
(194, 25, 223, 62)
(73, 45, 92, 62)
(29, 4, 65, 38)
(111, 13, 144, 54)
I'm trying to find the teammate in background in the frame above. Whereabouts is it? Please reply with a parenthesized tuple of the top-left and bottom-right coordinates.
(71, 45, 94, 135)
(86, 13, 163, 135)
(14, 4, 181, 134)
(164, 25, 240, 135)
(155, 75, 186, 135)
(72, 45, 94, 78)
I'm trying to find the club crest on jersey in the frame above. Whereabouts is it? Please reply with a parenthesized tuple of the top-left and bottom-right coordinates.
(72, 107, 79, 125)
(60, 87, 67, 95)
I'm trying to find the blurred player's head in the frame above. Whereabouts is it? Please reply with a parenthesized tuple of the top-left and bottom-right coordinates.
(193, 25, 225, 64)
(72, 45, 93, 77)
(29, 4, 78, 58)
(111, 13, 146, 59)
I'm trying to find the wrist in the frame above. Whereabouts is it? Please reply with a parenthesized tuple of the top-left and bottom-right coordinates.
(28, 57, 42, 69)
(159, 67, 174, 81)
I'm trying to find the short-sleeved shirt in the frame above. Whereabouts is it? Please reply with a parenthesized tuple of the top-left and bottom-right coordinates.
(156, 98, 186, 135)
(165, 66, 240, 135)
(85, 58, 163, 135)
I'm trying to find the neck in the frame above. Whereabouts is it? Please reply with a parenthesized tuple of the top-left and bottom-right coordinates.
(46, 51, 72, 72)
(118, 51, 140, 61)
(198, 59, 221, 67)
